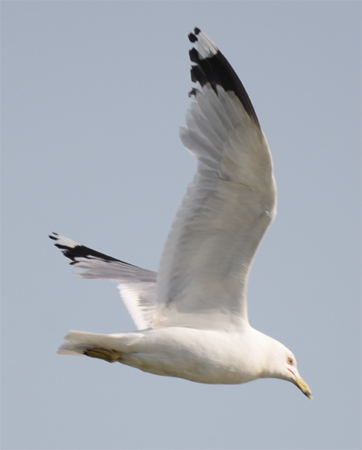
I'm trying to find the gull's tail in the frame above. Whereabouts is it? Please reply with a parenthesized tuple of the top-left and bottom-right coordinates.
(57, 330, 130, 356)
(57, 329, 144, 363)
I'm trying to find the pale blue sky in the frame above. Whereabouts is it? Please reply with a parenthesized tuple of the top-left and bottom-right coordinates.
(2, 2, 361, 449)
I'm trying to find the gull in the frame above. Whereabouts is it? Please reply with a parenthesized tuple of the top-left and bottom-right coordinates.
(50, 28, 312, 399)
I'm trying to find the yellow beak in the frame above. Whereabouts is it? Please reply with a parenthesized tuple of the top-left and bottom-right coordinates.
(294, 377, 313, 399)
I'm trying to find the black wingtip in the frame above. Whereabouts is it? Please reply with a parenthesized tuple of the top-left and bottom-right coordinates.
(187, 29, 261, 128)
(189, 48, 200, 63)
(190, 65, 208, 85)
(50, 233, 137, 268)
(188, 87, 199, 98)
(49, 233, 58, 241)
(188, 32, 197, 43)
(188, 28, 201, 43)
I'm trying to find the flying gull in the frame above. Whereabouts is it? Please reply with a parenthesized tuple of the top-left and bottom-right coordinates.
(50, 28, 312, 399)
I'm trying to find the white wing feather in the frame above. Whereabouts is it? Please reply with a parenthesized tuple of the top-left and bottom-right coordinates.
(153, 32, 276, 331)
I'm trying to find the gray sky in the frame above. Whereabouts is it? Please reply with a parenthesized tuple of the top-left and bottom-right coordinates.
(1, 2, 361, 449)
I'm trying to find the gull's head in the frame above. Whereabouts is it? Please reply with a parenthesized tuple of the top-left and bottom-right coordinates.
(263, 338, 312, 399)
(277, 347, 312, 399)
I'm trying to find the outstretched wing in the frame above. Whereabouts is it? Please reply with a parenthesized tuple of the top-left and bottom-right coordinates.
(153, 29, 276, 331)
(49, 233, 157, 330)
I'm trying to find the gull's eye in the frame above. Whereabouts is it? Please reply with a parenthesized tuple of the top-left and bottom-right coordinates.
(287, 357, 293, 365)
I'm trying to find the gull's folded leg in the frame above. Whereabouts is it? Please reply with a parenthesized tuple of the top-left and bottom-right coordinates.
(83, 348, 122, 363)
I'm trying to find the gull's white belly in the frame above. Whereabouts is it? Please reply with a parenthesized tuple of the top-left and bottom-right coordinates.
(117, 326, 264, 384)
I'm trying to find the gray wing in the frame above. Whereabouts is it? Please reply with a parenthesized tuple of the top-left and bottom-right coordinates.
(49, 233, 157, 330)
(152, 29, 276, 331)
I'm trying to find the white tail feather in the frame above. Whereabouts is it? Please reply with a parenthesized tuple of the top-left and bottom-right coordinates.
(57, 330, 141, 356)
